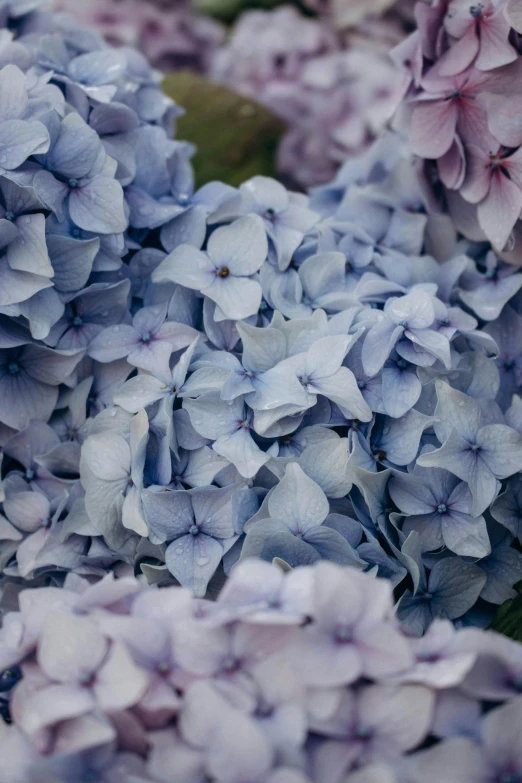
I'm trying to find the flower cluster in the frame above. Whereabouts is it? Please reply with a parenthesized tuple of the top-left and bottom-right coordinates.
(395, 0, 522, 259)
(0, 13, 521, 630)
(2, 559, 522, 783)
(302, 0, 414, 35)
(0, 0, 231, 582)
(1, 1, 522, 637)
(53, 0, 224, 73)
(51, 127, 518, 634)
(211, 5, 407, 187)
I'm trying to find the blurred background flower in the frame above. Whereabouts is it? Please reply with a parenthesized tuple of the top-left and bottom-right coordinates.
(52, 0, 412, 188)
(54, 0, 224, 72)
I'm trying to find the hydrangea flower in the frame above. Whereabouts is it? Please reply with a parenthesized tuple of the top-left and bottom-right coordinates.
(142, 483, 239, 596)
(1, 5, 522, 749)
(0, 561, 521, 782)
(211, 5, 407, 187)
(396, 0, 522, 258)
(417, 381, 522, 515)
(152, 215, 268, 321)
(55, 0, 224, 73)
(241, 464, 364, 569)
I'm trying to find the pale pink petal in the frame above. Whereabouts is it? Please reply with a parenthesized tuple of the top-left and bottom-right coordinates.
(439, 25, 480, 77)
(506, 0, 522, 33)
(11, 681, 95, 736)
(477, 170, 522, 249)
(446, 190, 487, 241)
(460, 144, 493, 204)
(504, 146, 522, 190)
(457, 92, 494, 149)
(438, 136, 466, 190)
(410, 99, 459, 159)
(484, 93, 522, 147)
(37, 610, 108, 683)
(476, 12, 517, 71)
(94, 642, 149, 711)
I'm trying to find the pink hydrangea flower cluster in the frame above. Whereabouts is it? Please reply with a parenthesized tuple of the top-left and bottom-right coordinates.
(2, 560, 522, 782)
(53, 0, 224, 72)
(301, 0, 413, 33)
(212, 5, 408, 187)
(395, 0, 522, 259)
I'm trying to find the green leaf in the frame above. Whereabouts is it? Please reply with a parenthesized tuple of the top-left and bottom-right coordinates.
(162, 70, 286, 188)
(490, 584, 522, 642)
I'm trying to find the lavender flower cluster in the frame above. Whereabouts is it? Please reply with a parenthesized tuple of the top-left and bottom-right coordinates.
(395, 0, 522, 260)
(211, 5, 407, 187)
(2, 559, 522, 782)
(53, 0, 224, 74)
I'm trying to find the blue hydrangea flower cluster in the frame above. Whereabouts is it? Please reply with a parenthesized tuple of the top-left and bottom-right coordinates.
(1, 560, 522, 783)
(70, 128, 522, 636)
(0, 1, 522, 645)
